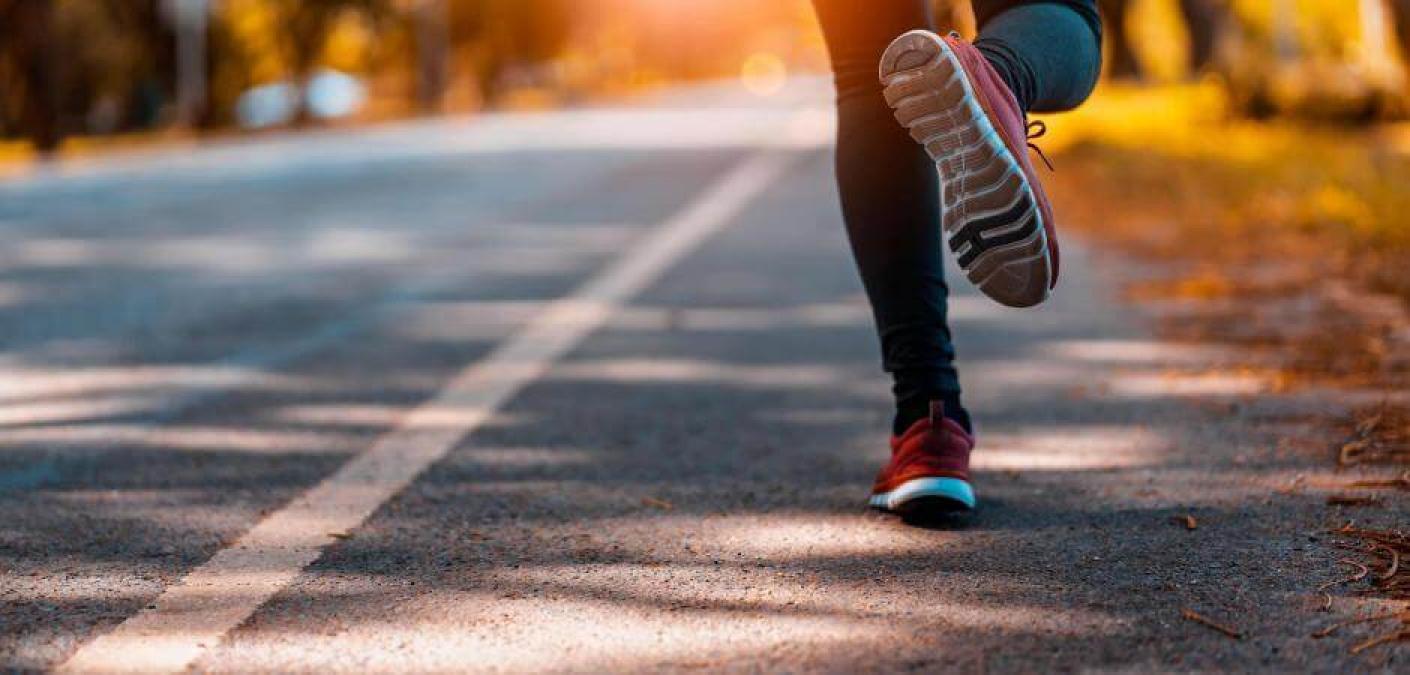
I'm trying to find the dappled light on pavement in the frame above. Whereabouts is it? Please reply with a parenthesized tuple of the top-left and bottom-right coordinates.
(2, 82, 1397, 672)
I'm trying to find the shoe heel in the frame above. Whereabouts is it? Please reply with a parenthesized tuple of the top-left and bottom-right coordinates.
(879, 30, 944, 83)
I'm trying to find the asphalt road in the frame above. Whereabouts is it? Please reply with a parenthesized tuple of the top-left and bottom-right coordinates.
(1, 81, 1402, 672)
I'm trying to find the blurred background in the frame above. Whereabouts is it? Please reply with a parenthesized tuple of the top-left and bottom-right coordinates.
(4, 0, 1410, 153)
(0, 0, 826, 152)
(5, 0, 1410, 347)
(4, 5, 1410, 665)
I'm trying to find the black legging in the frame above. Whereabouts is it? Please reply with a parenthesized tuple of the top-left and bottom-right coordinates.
(812, 1, 1102, 433)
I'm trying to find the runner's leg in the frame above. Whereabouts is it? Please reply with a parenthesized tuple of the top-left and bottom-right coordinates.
(972, 1, 1103, 112)
(812, 0, 971, 434)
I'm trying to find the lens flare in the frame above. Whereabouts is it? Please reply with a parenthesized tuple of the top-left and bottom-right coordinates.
(740, 52, 787, 97)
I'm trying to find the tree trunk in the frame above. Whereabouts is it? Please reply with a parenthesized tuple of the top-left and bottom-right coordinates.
(4, 0, 63, 153)
(286, 18, 332, 126)
(1178, 0, 1228, 74)
(171, 0, 209, 128)
(0, 0, 63, 152)
(1098, 0, 1143, 80)
(1390, 0, 1410, 67)
(414, 0, 450, 111)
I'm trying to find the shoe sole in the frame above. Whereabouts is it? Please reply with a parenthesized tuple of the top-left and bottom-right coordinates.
(869, 476, 976, 514)
(879, 30, 1052, 308)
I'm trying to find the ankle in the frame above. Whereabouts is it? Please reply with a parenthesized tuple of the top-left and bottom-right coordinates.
(893, 393, 971, 436)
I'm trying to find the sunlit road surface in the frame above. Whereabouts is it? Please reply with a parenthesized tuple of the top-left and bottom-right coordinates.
(0, 80, 1381, 672)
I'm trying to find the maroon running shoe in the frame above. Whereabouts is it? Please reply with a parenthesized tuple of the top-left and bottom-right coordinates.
(869, 402, 976, 514)
(879, 30, 1059, 308)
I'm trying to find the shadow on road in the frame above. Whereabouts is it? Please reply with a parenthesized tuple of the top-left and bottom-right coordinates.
(0, 138, 1355, 671)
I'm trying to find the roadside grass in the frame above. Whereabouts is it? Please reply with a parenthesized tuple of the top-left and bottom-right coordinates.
(0, 130, 199, 179)
(1053, 83, 1410, 655)
(1053, 82, 1410, 300)
(1050, 83, 1410, 385)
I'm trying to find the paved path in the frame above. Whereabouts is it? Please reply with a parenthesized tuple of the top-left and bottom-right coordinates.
(1, 82, 1397, 672)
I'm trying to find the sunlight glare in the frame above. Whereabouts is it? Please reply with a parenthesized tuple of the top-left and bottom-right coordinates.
(740, 52, 787, 97)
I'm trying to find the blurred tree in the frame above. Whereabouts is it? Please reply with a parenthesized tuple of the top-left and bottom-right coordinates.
(99, 0, 177, 128)
(412, 0, 450, 110)
(1390, 0, 1410, 65)
(0, 0, 828, 145)
(1098, 0, 1233, 80)
(1, 0, 185, 148)
(1209, 1, 1279, 118)
(272, 0, 391, 123)
(58, 0, 180, 131)
(1099, 0, 1144, 79)
(203, 11, 258, 128)
(167, 0, 209, 126)
(445, 0, 570, 105)
(0, 0, 62, 152)
(1178, 0, 1230, 73)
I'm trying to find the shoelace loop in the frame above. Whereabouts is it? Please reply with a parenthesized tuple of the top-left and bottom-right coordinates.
(1026, 119, 1054, 172)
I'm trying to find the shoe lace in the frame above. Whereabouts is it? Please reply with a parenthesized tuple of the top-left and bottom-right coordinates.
(1026, 119, 1054, 171)
(945, 29, 1054, 173)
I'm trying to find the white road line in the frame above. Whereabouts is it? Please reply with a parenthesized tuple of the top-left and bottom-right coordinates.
(55, 149, 798, 675)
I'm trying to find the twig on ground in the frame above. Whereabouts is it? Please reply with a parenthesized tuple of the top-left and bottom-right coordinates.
(641, 496, 674, 510)
(1374, 544, 1400, 582)
(1340, 440, 1373, 467)
(1311, 610, 1405, 638)
(1302, 472, 1410, 491)
(1181, 608, 1243, 639)
(1350, 629, 1410, 655)
(1356, 409, 1386, 437)
(1319, 559, 1371, 591)
(1337, 407, 1385, 467)
(1348, 471, 1410, 491)
(1334, 404, 1410, 468)
(1327, 495, 1384, 507)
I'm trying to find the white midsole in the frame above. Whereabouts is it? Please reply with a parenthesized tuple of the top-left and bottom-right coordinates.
(926, 39, 1043, 250)
(869, 476, 976, 511)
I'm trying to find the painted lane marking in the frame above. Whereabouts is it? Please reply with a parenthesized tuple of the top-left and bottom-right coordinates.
(55, 149, 798, 674)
